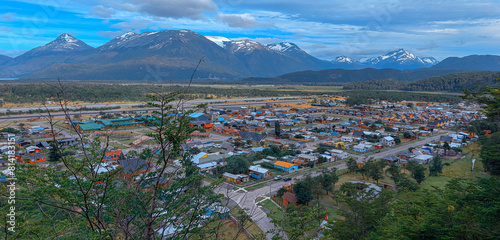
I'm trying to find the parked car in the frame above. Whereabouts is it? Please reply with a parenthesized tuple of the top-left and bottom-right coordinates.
(283, 177, 292, 182)
(274, 175, 282, 181)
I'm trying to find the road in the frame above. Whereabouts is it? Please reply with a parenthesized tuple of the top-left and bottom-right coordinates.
(0, 96, 304, 113)
(216, 132, 446, 239)
(0, 99, 307, 121)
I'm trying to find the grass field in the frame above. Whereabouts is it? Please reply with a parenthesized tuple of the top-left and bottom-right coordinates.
(258, 199, 284, 222)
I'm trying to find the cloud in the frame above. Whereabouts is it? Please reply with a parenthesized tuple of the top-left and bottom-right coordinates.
(1, 13, 16, 21)
(111, 19, 153, 32)
(417, 41, 438, 51)
(216, 13, 264, 28)
(89, 5, 116, 18)
(115, 0, 217, 20)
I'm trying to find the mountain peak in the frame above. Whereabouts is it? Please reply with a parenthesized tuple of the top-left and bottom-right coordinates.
(267, 42, 302, 53)
(362, 49, 437, 69)
(205, 36, 231, 48)
(224, 39, 266, 53)
(332, 56, 358, 64)
(32, 33, 92, 53)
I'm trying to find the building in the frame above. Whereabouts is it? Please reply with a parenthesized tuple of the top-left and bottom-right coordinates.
(282, 192, 299, 206)
(238, 131, 266, 143)
(249, 165, 271, 179)
(103, 150, 125, 162)
(118, 158, 152, 178)
(222, 172, 249, 184)
(273, 161, 298, 172)
(329, 149, 348, 159)
(380, 136, 396, 147)
(353, 143, 371, 153)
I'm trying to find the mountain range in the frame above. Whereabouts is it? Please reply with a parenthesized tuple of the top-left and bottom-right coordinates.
(0, 30, 499, 81)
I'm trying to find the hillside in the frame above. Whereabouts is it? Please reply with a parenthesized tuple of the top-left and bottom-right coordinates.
(343, 71, 500, 92)
(241, 68, 461, 85)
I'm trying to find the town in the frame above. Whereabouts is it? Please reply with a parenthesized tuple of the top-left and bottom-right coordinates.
(0, 95, 488, 239)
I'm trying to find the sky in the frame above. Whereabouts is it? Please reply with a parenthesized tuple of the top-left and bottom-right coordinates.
(1, 0, 499, 61)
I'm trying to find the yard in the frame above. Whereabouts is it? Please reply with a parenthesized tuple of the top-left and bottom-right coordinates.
(258, 199, 284, 222)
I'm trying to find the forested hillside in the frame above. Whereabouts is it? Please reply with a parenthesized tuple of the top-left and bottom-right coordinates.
(343, 71, 500, 92)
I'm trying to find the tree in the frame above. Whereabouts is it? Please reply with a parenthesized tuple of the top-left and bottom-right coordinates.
(407, 160, 426, 184)
(385, 163, 403, 184)
(48, 141, 62, 162)
(429, 156, 449, 176)
(274, 121, 281, 137)
(394, 136, 401, 144)
(365, 160, 386, 184)
(326, 182, 394, 239)
(316, 168, 339, 195)
(225, 155, 250, 174)
(307, 161, 315, 168)
(480, 132, 500, 175)
(317, 156, 328, 165)
(346, 157, 358, 174)
(188, 147, 201, 155)
(293, 179, 314, 204)
(2, 77, 224, 239)
(277, 187, 288, 198)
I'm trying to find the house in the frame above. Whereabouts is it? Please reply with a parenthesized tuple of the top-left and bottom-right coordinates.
(238, 131, 266, 143)
(191, 152, 208, 165)
(297, 154, 317, 163)
(412, 154, 433, 164)
(103, 150, 125, 162)
(26, 146, 40, 154)
(15, 139, 31, 147)
(36, 141, 51, 149)
(282, 192, 299, 206)
(222, 172, 249, 184)
(382, 155, 400, 163)
(221, 141, 234, 152)
(379, 136, 395, 147)
(273, 161, 298, 172)
(439, 135, 453, 144)
(329, 149, 348, 159)
(57, 138, 75, 147)
(20, 153, 46, 164)
(249, 165, 272, 179)
(118, 158, 152, 177)
(353, 143, 371, 153)
(197, 162, 218, 172)
(0, 159, 8, 167)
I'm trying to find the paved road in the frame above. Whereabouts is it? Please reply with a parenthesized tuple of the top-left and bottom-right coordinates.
(216, 132, 447, 239)
(0, 96, 304, 113)
(0, 99, 307, 121)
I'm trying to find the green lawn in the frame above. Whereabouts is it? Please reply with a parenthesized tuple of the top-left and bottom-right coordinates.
(230, 205, 265, 238)
(258, 199, 284, 222)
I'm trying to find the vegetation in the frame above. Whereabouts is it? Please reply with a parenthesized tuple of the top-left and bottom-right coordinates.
(343, 71, 500, 92)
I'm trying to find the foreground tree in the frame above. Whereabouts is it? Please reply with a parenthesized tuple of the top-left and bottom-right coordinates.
(0, 78, 224, 239)
(407, 160, 426, 184)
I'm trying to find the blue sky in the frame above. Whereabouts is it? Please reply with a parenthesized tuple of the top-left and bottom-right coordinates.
(1, 0, 499, 60)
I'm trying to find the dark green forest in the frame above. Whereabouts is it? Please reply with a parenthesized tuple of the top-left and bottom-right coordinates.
(0, 82, 463, 106)
(343, 71, 500, 92)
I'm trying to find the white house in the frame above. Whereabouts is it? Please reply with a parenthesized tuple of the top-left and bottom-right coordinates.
(329, 149, 349, 159)
(380, 136, 395, 147)
(354, 143, 371, 153)
(412, 154, 433, 164)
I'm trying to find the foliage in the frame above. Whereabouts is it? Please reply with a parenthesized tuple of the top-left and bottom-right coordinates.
(326, 182, 394, 239)
(407, 160, 426, 184)
(277, 188, 288, 198)
(479, 132, 500, 175)
(428, 156, 449, 176)
(48, 141, 62, 162)
(0, 127, 20, 134)
(346, 157, 358, 174)
(274, 121, 281, 137)
(293, 178, 314, 204)
(225, 155, 251, 174)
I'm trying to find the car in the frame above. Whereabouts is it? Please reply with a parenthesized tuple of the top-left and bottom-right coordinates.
(283, 177, 292, 182)
(274, 175, 282, 181)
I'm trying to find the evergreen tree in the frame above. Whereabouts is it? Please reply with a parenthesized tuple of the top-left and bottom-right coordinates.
(48, 141, 62, 162)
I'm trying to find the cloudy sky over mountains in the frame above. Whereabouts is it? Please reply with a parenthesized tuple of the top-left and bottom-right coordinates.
(1, 0, 499, 60)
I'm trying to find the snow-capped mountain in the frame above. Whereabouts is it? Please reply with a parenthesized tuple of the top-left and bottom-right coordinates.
(204, 36, 231, 48)
(224, 39, 269, 54)
(267, 42, 305, 54)
(29, 33, 93, 54)
(362, 49, 438, 69)
(98, 32, 138, 50)
(332, 56, 359, 64)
